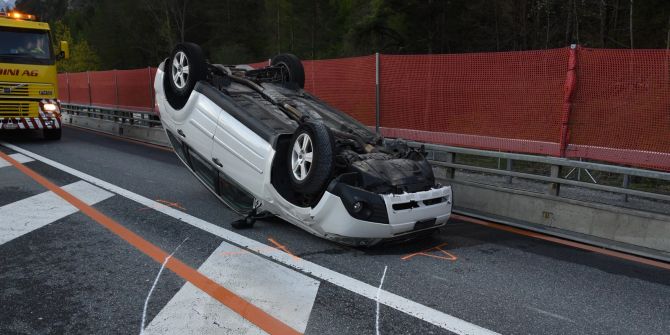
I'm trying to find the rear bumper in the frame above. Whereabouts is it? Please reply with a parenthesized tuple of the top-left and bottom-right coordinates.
(0, 117, 61, 130)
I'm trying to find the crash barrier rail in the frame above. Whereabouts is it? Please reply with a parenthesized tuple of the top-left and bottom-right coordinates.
(414, 142, 670, 203)
(412, 141, 670, 259)
(57, 45, 670, 171)
(61, 103, 161, 127)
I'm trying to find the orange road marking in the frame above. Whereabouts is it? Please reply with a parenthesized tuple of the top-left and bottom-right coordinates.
(0, 150, 302, 335)
(451, 214, 670, 271)
(268, 237, 301, 261)
(401, 242, 458, 261)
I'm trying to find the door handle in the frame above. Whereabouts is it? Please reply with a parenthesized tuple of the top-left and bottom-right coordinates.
(212, 158, 223, 167)
(177, 129, 186, 137)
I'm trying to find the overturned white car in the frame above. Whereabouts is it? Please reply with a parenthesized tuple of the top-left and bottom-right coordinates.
(154, 43, 452, 245)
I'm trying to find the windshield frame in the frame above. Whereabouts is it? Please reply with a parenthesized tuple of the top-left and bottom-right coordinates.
(0, 26, 55, 66)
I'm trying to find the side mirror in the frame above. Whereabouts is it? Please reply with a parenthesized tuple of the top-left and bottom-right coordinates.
(59, 41, 69, 60)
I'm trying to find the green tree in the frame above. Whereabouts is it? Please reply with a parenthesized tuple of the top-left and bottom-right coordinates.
(51, 21, 101, 72)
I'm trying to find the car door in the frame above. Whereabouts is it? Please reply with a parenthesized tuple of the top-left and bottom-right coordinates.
(176, 94, 221, 159)
(210, 106, 273, 204)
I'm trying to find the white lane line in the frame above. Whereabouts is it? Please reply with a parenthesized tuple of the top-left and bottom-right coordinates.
(0, 180, 114, 245)
(9, 153, 35, 164)
(144, 242, 319, 335)
(140, 237, 190, 335)
(3, 142, 500, 335)
(376, 266, 388, 335)
(0, 153, 35, 168)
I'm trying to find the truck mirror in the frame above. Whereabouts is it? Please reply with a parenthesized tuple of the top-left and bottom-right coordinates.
(59, 41, 69, 60)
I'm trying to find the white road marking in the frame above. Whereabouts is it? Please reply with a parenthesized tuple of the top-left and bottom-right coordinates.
(140, 237, 190, 335)
(376, 266, 388, 335)
(144, 242, 320, 335)
(9, 153, 35, 164)
(3, 142, 500, 335)
(0, 153, 35, 168)
(0, 180, 114, 245)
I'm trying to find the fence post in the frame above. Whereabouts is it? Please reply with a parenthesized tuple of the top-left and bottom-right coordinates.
(114, 69, 119, 109)
(86, 71, 92, 107)
(559, 44, 578, 157)
(148, 67, 155, 114)
(375, 52, 380, 135)
(65, 72, 71, 103)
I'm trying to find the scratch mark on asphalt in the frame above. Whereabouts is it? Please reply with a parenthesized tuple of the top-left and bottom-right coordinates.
(525, 306, 574, 323)
(139, 237, 189, 335)
(376, 266, 388, 335)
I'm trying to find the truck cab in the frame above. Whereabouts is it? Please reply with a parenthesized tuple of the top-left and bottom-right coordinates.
(0, 11, 68, 140)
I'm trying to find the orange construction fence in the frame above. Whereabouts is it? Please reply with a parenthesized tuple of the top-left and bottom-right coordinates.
(57, 47, 670, 171)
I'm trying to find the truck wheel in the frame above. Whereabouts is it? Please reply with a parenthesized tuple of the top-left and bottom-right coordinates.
(164, 43, 207, 110)
(287, 122, 334, 195)
(271, 53, 305, 88)
(44, 128, 61, 140)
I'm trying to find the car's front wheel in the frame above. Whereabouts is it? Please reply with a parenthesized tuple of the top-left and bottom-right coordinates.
(271, 53, 305, 88)
(287, 122, 334, 196)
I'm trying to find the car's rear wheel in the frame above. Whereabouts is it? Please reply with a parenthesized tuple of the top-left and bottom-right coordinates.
(271, 53, 305, 88)
(164, 43, 207, 110)
(288, 122, 334, 195)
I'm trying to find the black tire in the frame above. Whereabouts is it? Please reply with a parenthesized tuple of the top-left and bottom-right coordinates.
(44, 128, 61, 140)
(287, 122, 334, 195)
(271, 53, 305, 88)
(164, 43, 207, 110)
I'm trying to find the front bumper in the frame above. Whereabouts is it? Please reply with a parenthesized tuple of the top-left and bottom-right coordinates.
(310, 185, 452, 245)
(0, 116, 61, 130)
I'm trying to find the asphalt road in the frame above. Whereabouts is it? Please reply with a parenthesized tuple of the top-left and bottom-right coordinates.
(1, 126, 668, 335)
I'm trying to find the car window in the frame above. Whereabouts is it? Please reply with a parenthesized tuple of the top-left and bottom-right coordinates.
(216, 172, 254, 213)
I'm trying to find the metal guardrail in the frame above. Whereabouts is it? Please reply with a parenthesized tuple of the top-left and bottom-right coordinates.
(408, 141, 670, 206)
(61, 103, 161, 128)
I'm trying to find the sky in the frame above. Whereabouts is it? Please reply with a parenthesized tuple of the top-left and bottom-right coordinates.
(1, 0, 16, 11)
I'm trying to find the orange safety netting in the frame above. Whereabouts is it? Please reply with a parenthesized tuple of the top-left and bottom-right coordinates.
(56, 48, 670, 171)
(302, 56, 376, 126)
(567, 48, 670, 170)
(379, 49, 569, 155)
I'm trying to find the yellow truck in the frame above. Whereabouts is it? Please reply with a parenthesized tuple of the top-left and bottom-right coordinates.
(0, 10, 68, 140)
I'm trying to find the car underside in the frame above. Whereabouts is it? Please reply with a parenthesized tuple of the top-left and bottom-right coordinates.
(155, 43, 452, 245)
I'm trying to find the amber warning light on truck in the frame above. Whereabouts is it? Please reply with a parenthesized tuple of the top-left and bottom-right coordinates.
(0, 11, 37, 21)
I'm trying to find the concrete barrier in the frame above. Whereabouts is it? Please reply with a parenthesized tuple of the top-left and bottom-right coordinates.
(441, 177, 670, 261)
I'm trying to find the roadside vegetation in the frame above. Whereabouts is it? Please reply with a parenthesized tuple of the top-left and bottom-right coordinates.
(14, 0, 670, 71)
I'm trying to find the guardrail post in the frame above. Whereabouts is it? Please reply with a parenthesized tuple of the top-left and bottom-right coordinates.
(506, 159, 513, 183)
(622, 174, 630, 202)
(375, 52, 381, 135)
(548, 164, 561, 196)
(445, 152, 456, 180)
